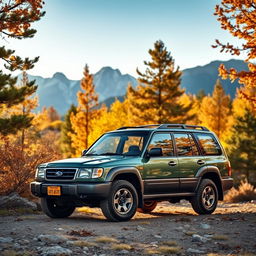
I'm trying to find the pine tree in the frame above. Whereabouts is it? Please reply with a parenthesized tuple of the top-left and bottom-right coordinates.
(128, 40, 193, 124)
(0, 0, 44, 135)
(227, 108, 256, 182)
(60, 104, 77, 158)
(70, 65, 99, 155)
(199, 79, 231, 141)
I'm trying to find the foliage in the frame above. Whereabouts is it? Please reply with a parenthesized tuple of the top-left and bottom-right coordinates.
(225, 180, 256, 203)
(60, 104, 77, 158)
(199, 79, 232, 141)
(128, 40, 194, 124)
(213, 0, 256, 107)
(0, 132, 61, 196)
(0, 0, 44, 135)
(226, 101, 256, 182)
(70, 65, 100, 156)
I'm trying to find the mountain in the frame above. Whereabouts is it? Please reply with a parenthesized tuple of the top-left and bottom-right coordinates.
(22, 59, 247, 115)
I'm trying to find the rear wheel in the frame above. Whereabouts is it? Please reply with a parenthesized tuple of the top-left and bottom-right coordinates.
(41, 197, 75, 218)
(191, 178, 218, 215)
(100, 180, 138, 221)
(137, 201, 157, 213)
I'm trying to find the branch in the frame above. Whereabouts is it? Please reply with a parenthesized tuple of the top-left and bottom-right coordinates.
(0, 1, 24, 14)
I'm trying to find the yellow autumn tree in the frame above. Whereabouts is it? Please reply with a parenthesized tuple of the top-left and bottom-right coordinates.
(213, 0, 256, 108)
(90, 99, 132, 143)
(199, 79, 232, 141)
(70, 65, 99, 156)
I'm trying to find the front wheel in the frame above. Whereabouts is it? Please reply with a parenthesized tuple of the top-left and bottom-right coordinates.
(41, 197, 75, 218)
(137, 201, 157, 213)
(100, 180, 138, 221)
(191, 178, 218, 215)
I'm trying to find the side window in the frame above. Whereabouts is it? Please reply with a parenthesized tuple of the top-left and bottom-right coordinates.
(196, 134, 222, 155)
(147, 133, 174, 156)
(174, 133, 199, 156)
(123, 136, 143, 154)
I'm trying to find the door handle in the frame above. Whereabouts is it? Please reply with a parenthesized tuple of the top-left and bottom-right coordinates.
(197, 160, 205, 165)
(168, 161, 177, 166)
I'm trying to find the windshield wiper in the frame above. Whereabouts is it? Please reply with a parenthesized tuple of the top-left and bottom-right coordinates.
(99, 153, 122, 156)
(85, 153, 99, 156)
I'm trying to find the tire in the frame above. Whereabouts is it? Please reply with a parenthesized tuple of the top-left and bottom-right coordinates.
(100, 180, 138, 221)
(41, 197, 75, 218)
(137, 201, 157, 213)
(191, 178, 218, 215)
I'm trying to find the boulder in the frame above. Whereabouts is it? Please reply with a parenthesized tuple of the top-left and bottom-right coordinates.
(0, 193, 37, 210)
(40, 246, 72, 256)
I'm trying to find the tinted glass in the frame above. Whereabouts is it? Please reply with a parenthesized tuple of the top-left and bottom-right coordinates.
(174, 133, 199, 156)
(196, 134, 221, 155)
(86, 131, 149, 156)
(147, 133, 174, 156)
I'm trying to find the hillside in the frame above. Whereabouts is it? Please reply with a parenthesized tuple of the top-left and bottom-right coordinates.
(22, 59, 247, 115)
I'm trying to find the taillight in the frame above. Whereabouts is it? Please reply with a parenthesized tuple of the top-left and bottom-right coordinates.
(227, 161, 232, 176)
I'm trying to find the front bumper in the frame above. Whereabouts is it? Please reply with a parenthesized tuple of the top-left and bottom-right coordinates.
(30, 181, 111, 199)
(222, 177, 233, 192)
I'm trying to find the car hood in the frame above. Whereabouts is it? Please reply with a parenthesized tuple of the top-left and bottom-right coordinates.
(43, 155, 138, 168)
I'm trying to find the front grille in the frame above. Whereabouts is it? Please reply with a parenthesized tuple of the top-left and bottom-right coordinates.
(46, 168, 77, 180)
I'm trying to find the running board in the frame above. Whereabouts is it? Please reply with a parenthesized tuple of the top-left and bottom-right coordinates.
(144, 192, 195, 200)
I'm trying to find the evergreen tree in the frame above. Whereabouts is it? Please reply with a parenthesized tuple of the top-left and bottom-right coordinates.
(70, 65, 99, 155)
(128, 40, 193, 124)
(228, 108, 256, 182)
(60, 104, 77, 158)
(0, 0, 44, 135)
(199, 79, 231, 140)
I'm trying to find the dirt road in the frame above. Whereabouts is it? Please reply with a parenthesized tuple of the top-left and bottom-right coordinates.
(0, 201, 255, 255)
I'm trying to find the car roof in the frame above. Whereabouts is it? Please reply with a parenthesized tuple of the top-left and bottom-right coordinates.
(108, 124, 212, 134)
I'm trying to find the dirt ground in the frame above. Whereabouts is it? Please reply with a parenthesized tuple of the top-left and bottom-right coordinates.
(0, 201, 256, 256)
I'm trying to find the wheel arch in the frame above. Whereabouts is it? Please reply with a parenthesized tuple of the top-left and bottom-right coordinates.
(105, 167, 144, 207)
(195, 166, 223, 200)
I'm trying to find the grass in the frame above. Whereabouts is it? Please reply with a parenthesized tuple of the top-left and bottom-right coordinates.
(95, 236, 119, 243)
(157, 246, 182, 254)
(111, 243, 132, 250)
(76, 207, 94, 213)
(1, 251, 33, 256)
(144, 249, 160, 255)
(138, 221, 150, 225)
(225, 180, 256, 203)
(212, 235, 229, 241)
(72, 240, 97, 247)
(162, 240, 178, 246)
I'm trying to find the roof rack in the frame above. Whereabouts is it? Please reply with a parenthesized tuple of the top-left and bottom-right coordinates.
(117, 124, 209, 131)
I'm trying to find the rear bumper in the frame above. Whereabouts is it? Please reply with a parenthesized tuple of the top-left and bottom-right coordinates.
(222, 177, 233, 192)
(30, 181, 111, 199)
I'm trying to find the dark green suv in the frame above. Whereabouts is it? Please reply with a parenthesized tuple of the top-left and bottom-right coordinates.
(31, 124, 233, 221)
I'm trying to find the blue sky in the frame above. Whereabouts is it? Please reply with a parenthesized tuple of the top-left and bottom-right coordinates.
(5, 0, 242, 79)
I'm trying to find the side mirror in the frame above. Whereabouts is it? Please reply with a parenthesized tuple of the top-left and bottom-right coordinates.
(148, 147, 163, 157)
(81, 149, 87, 156)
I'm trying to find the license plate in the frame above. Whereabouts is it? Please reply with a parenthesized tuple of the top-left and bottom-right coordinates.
(47, 186, 61, 196)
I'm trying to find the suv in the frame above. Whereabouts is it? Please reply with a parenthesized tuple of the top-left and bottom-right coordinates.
(31, 124, 233, 221)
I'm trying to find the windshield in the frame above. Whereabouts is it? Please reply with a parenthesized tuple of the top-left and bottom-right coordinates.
(86, 131, 150, 156)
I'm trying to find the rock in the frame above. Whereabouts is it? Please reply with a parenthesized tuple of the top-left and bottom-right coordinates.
(192, 234, 209, 243)
(0, 237, 13, 243)
(136, 225, 145, 231)
(200, 223, 211, 229)
(38, 234, 68, 244)
(187, 248, 205, 254)
(0, 193, 37, 210)
(153, 235, 162, 239)
(40, 246, 72, 256)
(83, 247, 89, 251)
(118, 250, 129, 254)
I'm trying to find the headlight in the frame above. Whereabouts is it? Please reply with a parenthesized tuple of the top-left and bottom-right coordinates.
(78, 168, 92, 178)
(35, 167, 45, 179)
(78, 168, 104, 179)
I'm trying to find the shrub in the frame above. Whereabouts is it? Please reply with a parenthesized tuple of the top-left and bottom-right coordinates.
(224, 180, 256, 203)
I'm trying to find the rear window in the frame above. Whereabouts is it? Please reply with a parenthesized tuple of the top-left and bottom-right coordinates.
(195, 133, 222, 155)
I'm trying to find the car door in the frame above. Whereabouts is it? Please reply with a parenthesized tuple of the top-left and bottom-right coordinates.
(143, 132, 179, 194)
(172, 132, 206, 193)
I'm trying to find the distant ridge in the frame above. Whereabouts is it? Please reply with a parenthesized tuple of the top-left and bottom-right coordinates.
(21, 59, 246, 115)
